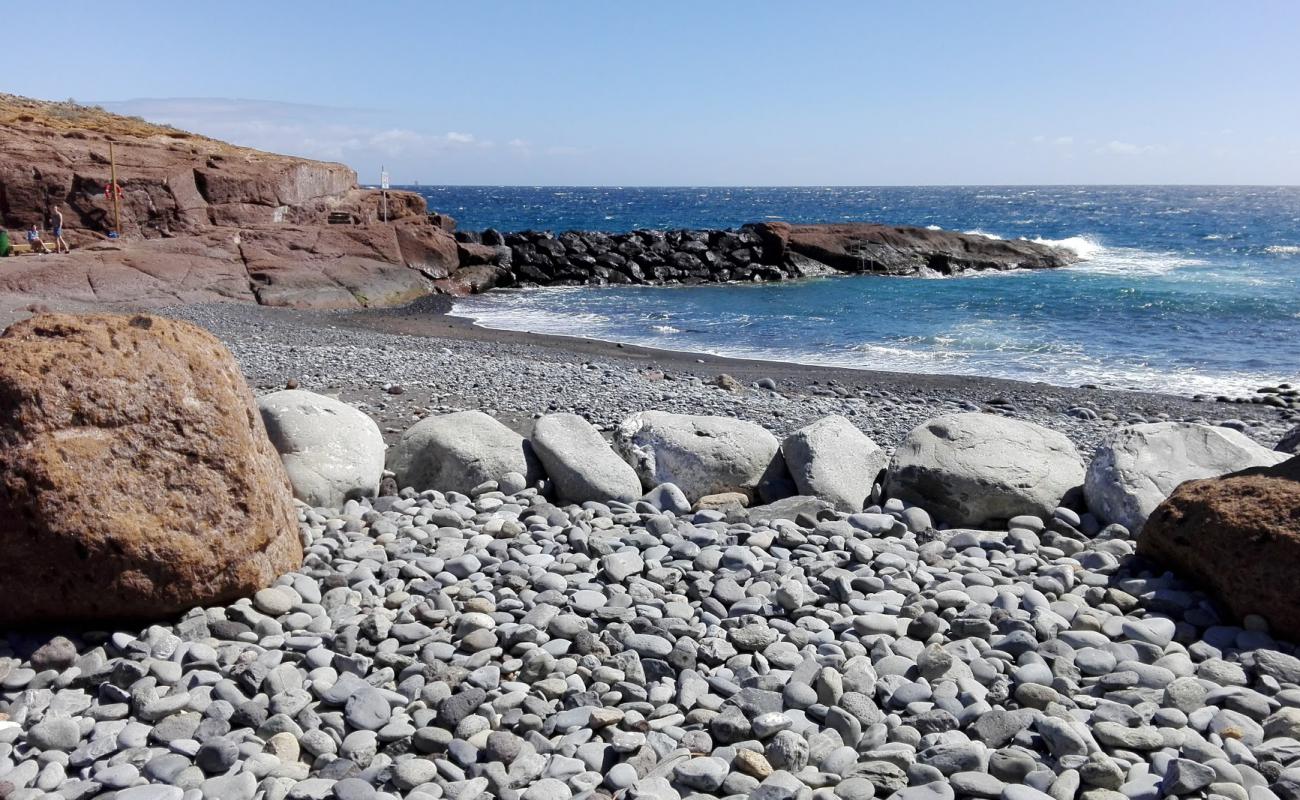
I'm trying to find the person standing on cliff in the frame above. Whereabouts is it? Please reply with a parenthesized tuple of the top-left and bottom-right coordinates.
(51, 206, 71, 253)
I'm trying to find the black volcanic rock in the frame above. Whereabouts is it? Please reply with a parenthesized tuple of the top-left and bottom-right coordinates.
(446, 222, 1078, 294)
(750, 221, 1077, 275)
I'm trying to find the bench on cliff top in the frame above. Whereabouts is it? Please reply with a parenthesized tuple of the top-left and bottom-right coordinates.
(7, 243, 47, 256)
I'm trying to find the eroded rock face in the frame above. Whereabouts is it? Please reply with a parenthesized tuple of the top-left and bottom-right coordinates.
(386, 411, 544, 494)
(0, 102, 353, 240)
(781, 415, 887, 512)
(0, 95, 458, 313)
(238, 226, 435, 309)
(257, 390, 386, 508)
(0, 313, 301, 625)
(886, 413, 1085, 527)
(1085, 422, 1287, 532)
(0, 224, 458, 311)
(614, 411, 783, 502)
(1140, 456, 1300, 639)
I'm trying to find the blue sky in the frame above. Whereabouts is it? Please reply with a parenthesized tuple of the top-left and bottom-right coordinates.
(4, 1, 1298, 185)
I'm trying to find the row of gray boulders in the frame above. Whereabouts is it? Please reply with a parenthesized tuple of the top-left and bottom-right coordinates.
(254, 390, 1287, 533)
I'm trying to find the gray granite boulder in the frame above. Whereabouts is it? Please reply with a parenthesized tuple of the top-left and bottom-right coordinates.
(531, 413, 641, 504)
(614, 410, 782, 502)
(387, 410, 543, 493)
(1085, 421, 1287, 532)
(781, 415, 886, 512)
(886, 412, 1085, 526)
(257, 389, 385, 507)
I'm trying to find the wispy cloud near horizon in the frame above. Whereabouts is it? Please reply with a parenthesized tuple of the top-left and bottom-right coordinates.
(98, 97, 575, 181)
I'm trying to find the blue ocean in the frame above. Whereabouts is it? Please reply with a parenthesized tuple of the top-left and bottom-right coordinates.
(412, 186, 1300, 396)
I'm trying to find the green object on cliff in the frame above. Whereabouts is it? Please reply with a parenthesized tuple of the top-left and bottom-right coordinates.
(0, 230, 10, 257)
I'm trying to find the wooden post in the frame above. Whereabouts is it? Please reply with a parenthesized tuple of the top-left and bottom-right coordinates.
(109, 141, 122, 237)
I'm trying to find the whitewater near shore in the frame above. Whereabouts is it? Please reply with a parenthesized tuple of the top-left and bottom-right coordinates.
(424, 185, 1300, 398)
(160, 298, 1295, 458)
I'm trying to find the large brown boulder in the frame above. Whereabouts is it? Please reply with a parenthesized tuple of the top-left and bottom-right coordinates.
(394, 219, 461, 279)
(0, 313, 302, 624)
(1140, 456, 1300, 638)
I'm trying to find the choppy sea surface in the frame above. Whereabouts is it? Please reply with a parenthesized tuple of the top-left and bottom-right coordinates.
(410, 186, 1300, 396)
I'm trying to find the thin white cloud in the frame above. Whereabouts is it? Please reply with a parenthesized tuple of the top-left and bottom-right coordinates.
(1099, 140, 1153, 156)
(95, 97, 557, 175)
(367, 128, 485, 158)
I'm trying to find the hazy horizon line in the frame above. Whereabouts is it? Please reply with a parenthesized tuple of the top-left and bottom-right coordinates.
(379, 183, 1300, 189)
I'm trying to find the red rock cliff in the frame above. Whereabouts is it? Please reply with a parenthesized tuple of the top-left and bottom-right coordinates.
(0, 94, 458, 316)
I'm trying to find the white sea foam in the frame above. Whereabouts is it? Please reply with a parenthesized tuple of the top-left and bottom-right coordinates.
(450, 294, 1279, 397)
(1266, 245, 1300, 255)
(1066, 245, 1206, 276)
(960, 230, 1106, 263)
(651, 325, 680, 334)
(1032, 235, 1104, 261)
(449, 290, 610, 339)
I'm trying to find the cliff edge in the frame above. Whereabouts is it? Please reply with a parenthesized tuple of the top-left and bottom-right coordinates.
(0, 94, 459, 318)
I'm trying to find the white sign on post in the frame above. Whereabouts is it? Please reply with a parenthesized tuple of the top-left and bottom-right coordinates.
(380, 170, 390, 190)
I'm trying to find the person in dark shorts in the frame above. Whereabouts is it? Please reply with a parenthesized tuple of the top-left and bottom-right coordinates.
(51, 206, 70, 253)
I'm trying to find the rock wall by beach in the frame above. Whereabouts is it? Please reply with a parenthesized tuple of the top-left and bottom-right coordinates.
(0, 94, 425, 240)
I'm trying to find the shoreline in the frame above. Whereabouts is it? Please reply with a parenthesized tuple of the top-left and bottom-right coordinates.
(437, 271, 1300, 403)
(158, 296, 1295, 459)
(342, 294, 1271, 408)
(441, 289, 1249, 401)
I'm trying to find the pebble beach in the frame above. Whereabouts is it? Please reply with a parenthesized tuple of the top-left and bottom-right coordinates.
(4, 298, 1299, 800)
(5, 16, 1299, 800)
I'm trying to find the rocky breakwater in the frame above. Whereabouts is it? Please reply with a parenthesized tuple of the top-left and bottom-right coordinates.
(0, 95, 460, 314)
(8, 389, 1300, 800)
(442, 221, 1078, 295)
